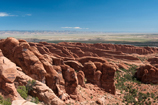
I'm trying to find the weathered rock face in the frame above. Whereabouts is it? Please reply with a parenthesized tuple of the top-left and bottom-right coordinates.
(15, 70, 65, 105)
(94, 62, 103, 71)
(135, 65, 158, 84)
(101, 63, 116, 95)
(0, 58, 16, 83)
(0, 50, 22, 100)
(94, 70, 102, 87)
(42, 60, 60, 95)
(77, 70, 86, 88)
(0, 38, 71, 102)
(0, 37, 19, 61)
(83, 61, 97, 83)
(13, 43, 46, 81)
(0, 37, 47, 82)
(61, 65, 78, 100)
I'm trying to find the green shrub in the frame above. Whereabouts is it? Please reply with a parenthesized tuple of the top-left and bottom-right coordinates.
(0, 95, 11, 105)
(26, 80, 36, 92)
(17, 86, 28, 99)
(123, 93, 136, 104)
(31, 97, 39, 104)
(84, 78, 87, 83)
(17, 80, 40, 104)
(35, 97, 39, 104)
(151, 93, 155, 98)
(120, 68, 127, 72)
(90, 96, 93, 99)
(0, 95, 3, 103)
(115, 65, 157, 104)
(2, 98, 11, 105)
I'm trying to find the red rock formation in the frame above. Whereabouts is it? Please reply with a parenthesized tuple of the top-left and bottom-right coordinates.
(77, 70, 86, 88)
(94, 62, 103, 71)
(1, 37, 157, 104)
(0, 38, 69, 100)
(94, 70, 102, 87)
(92, 43, 157, 55)
(135, 65, 158, 84)
(58, 42, 158, 56)
(78, 56, 108, 65)
(29, 41, 158, 62)
(61, 65, 78, 100)
(15, 70, 65, 105)
(83, 61, 97, 83)
(148, 57, 158, 65)
(0, 37, 19, 62)
(117, 62, 129, 70)
(101, 63, 116, 94)
(13, 42, 47, 81)
(52, 57, 64, 65)
(0, 38, 46, 81)
(64, 60, 83, 72)
(0, 50, 22, 100)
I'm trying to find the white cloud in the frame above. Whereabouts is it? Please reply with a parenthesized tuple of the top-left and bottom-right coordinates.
(62, 27, 73, 28)
(0, 12, 32, 17)
(61, 27, 89, 29)
(26, 14, 32, 16)
(22, 14, 32, 17)
(0, 12, 9, 17)
(0, 12, 18, 17)
(74, 27, 82, 29)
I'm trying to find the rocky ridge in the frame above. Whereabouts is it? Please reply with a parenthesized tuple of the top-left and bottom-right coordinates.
(0, 37, 157, 105)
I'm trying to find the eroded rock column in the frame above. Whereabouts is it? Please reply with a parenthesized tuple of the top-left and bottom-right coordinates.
(101, 63, 116, 95)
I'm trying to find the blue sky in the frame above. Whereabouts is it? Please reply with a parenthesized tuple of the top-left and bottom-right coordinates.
(0, 0, 158, 32)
